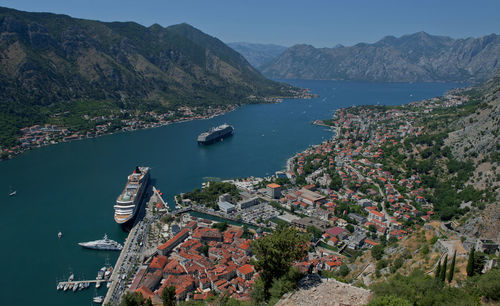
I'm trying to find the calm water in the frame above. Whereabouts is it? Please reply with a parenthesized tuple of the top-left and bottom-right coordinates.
(0, 80, 461, 305)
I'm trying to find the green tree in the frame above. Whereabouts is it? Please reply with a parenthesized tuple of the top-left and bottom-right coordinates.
(306, 225, 322, 239)
(121, 292, 145, 306)
(371, 245, 384, 261)
(161, 286, 176, 306)
(466, 248, 475, 277)
(339, 264, 350, 277)
(473, 251, 487, 275)
(251, 225, 309, 299)
(447, 250, 456, 283)
(435, 260, 441, 279)
(367, 295, 412, 306)
(346, 224, 354, 233)
(440, 255, 448, 282)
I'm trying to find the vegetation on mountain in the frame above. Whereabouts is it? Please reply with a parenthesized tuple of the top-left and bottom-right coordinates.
(261, 32, 500, 82)
(369, 267, 500, 305)
(0, 6, 300, 149)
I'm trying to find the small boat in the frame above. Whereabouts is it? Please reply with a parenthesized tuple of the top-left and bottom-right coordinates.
(68, 274, 74, 282)
(78, 282, 84, 290)
(8, 186, 16, 196)
(63, 284, 69, 291)
(72, 284, 78, 292)
(68, 283, 73, 290)
(95, 281, 101, 289)
(106, 281, 111, 288)
(93, 296, 104, 304)
(58, 232, 62, 239)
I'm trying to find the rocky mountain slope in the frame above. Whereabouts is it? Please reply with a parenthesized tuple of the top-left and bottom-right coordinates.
(0, 6, 295, 112)
(227, 42, 287, 68)
(261, 32, 500, 82)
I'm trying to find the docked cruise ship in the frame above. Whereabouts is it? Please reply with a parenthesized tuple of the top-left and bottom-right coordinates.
(197, 124, 234, 144)
(78, 234, 123, 251)
(114, 166, 150, 224)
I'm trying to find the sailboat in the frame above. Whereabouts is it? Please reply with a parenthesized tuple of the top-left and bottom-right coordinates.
(8, 186, 16, 196)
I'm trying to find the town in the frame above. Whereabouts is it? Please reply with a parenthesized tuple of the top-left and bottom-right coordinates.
(104, 92, 497, 304)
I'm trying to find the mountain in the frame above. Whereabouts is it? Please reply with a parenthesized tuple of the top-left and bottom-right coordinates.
(0, 7, 297, 123)
(227, 42, 287, 68)
(261, 32, 500, 82)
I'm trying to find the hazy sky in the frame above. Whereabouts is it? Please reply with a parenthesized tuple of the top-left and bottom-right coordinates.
(1, 0, 499, 47)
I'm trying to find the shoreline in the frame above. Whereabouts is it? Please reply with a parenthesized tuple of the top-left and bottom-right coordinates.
(1, 92, 317, 161)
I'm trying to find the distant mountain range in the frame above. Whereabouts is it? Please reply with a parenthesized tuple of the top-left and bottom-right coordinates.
(0, 6, 296, 112)
(260, 32, 500, 82)
(227, 42, 287, 68)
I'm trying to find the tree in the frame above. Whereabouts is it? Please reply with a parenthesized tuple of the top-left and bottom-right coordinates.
(473, 251, 487, 275)
(346, 224, 354, 233)
(440, 255, 447, 282)
(200, 242, 209, 257)
(447, 250, 456, 283)
(251, 225, 309, 299)
(161, 286, 176, 306)
(435, 260, 441, 279)
(368, 224, 377, 233)
(306, 225, 322, 239)
(339, 264, 350, 277)
(368, 295, 412, 306)
(121, 292, 145, 306)
(371, 245, 384, 261)
(466, 248, 475, 277)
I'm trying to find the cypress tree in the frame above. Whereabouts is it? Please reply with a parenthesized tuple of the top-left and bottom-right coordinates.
(435, 260, 441, 279)
(440, 255, 447, 282)
(466, 248, 475, 277)
(447, 250, 456, 283)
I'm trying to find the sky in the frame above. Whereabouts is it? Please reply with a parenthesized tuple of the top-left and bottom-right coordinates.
(1, 0, 499, 47)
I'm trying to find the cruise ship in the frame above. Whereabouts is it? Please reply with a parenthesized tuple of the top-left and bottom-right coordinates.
(78, 234, 123, 251)
(197, 124, 234, 144)
(114, 166, 150, 224)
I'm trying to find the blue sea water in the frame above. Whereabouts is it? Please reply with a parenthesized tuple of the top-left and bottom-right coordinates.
(0, 80, 462, 305)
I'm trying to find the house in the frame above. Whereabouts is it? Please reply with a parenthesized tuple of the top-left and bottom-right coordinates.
(149, 255, 168, 270)
(292, 217, 330, 233)
(368, 209, 385, 222)
(236, 264, 255, 280)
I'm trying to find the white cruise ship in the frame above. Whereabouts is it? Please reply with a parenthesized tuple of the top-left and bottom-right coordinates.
(114, 166, 150, 224)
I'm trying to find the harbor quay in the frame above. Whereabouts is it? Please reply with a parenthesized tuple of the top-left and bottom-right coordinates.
(104, 187, 164, 304)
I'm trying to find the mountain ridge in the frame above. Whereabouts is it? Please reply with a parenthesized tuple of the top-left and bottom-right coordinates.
(261, 32, 500, 82)
(0, 6, 300, 148)
(227, 42, 287, 68)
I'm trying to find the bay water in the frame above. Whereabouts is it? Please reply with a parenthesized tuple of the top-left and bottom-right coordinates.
(0, 80, 462, 305)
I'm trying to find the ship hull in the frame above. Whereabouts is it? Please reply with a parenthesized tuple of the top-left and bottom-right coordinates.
(197, 126, 234, 145)
(78, 244, 122, 251)
(114, 167, 150, 225)
(197, 132, 233, 145)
